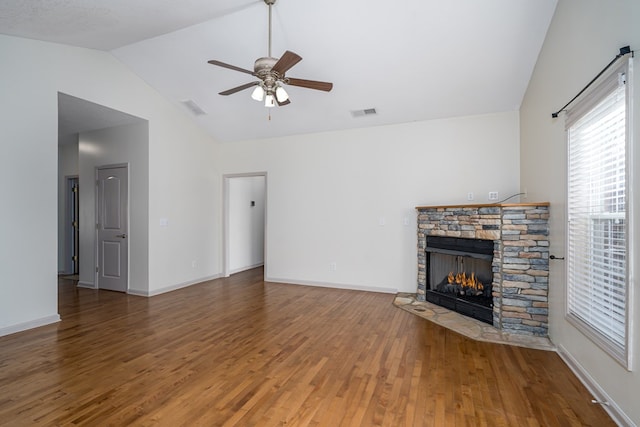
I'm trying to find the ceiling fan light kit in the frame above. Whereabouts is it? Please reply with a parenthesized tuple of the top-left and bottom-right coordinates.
(208, 0, 332, 108)
(265, 93, 276, 108)
(251, 85, 265, 101)
(275, 86, 289, 102)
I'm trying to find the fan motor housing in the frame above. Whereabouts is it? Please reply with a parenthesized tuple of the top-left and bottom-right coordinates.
(254, 57, 278, 74)
(254, 57, 281, 90)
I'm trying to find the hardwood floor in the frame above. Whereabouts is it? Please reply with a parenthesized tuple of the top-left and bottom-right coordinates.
(0, 268, 613, 426)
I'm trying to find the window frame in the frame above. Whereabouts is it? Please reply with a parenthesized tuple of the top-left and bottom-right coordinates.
(564, 58, 634, 370)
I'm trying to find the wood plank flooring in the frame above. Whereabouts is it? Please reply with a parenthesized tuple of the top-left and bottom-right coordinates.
(0, 268, 614, 426)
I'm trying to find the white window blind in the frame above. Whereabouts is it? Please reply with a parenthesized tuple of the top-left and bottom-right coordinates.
(566, 60, 630, 366)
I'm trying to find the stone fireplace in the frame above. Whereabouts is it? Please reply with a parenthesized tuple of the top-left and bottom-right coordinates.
(417, 203, 550, 336)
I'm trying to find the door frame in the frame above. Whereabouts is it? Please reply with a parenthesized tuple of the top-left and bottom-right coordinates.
(222, 172, 268, 278)
(95, 163, 130, 292)
(64, 175, 79, 275)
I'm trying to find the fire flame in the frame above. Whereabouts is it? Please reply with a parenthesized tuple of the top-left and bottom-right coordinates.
(447, 271, 483, 291)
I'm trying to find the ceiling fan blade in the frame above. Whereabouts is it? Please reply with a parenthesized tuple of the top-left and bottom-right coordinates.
(219, 81, 259, 96)
(286, 78, 333, 92)
(272, 51, 302, 76)
(208, 60, 255, 75)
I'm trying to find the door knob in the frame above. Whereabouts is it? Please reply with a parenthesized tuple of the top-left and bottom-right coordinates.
(116, 233, 127, 238)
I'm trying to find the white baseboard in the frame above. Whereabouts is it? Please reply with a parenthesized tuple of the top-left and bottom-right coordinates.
(230, 262, 264, 275)
(77, 281, 96, 289)
(0, 314, 61, 337)
(129, 274, 223, 297)
(265, 276, 397, 294)
(557, 344, 635, 426)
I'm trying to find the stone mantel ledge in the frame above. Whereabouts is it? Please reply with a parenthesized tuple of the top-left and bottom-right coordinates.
(415, 202, 550, 210)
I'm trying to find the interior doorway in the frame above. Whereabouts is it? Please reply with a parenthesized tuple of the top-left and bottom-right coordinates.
(223, 173, 267, 277)
(57, 92, 147, 292)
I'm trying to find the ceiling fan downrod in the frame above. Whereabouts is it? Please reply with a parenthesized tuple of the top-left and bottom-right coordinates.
(265, 0, 276, 58)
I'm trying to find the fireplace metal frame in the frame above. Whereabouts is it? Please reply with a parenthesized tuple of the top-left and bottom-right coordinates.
(425, 236, 495, 324)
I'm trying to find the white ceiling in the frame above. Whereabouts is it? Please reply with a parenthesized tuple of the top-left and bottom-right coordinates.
(0, 0, 558, 142)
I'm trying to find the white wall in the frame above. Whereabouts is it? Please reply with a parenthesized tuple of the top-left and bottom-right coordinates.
(1, 40, 59, 334)
(78, 123, 149, 293)
(228, 176, 265, 274)
(1, 32, 519, 331)
(219, 111, 521, 293)
(147, 115, 222, 295)
(58, 139, 79, 273)
(520, 0, 639, 424)
(0, 34, 221, 333)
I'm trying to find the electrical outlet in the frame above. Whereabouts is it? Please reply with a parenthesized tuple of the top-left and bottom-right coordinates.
(191, 260, 197, 268)
(523, 188, 528, 199)
(467, 192, 474, 201)
(488, 191, 499, 201)
(329, 262, 337, 271)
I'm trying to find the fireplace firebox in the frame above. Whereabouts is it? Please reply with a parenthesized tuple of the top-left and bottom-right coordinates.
(425, 236, 494, 324)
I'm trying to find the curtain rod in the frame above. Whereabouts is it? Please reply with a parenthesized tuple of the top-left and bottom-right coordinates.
(551, 45, 634, 118)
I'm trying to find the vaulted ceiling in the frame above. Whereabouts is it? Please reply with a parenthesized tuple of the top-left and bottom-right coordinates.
(0, 0, 558, 142)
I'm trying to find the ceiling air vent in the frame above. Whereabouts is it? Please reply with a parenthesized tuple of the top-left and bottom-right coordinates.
(351, 108, 377, 118)
(182, 99, 207, 116)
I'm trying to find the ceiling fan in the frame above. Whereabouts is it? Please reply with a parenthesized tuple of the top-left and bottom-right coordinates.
(208, 0, 333, 107)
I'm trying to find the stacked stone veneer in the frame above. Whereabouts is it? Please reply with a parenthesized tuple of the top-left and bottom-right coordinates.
(416, 203, 550, 336)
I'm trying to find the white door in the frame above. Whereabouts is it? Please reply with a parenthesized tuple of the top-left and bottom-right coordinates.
(97, 166, 128, 292)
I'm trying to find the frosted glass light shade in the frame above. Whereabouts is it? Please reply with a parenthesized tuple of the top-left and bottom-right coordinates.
(275, 86, 289, 103)
(264, 93, 276, 108)
(251, 85, 265, 101)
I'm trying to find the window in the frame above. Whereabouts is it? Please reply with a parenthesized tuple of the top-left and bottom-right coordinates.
(566, 59, 632, 368)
